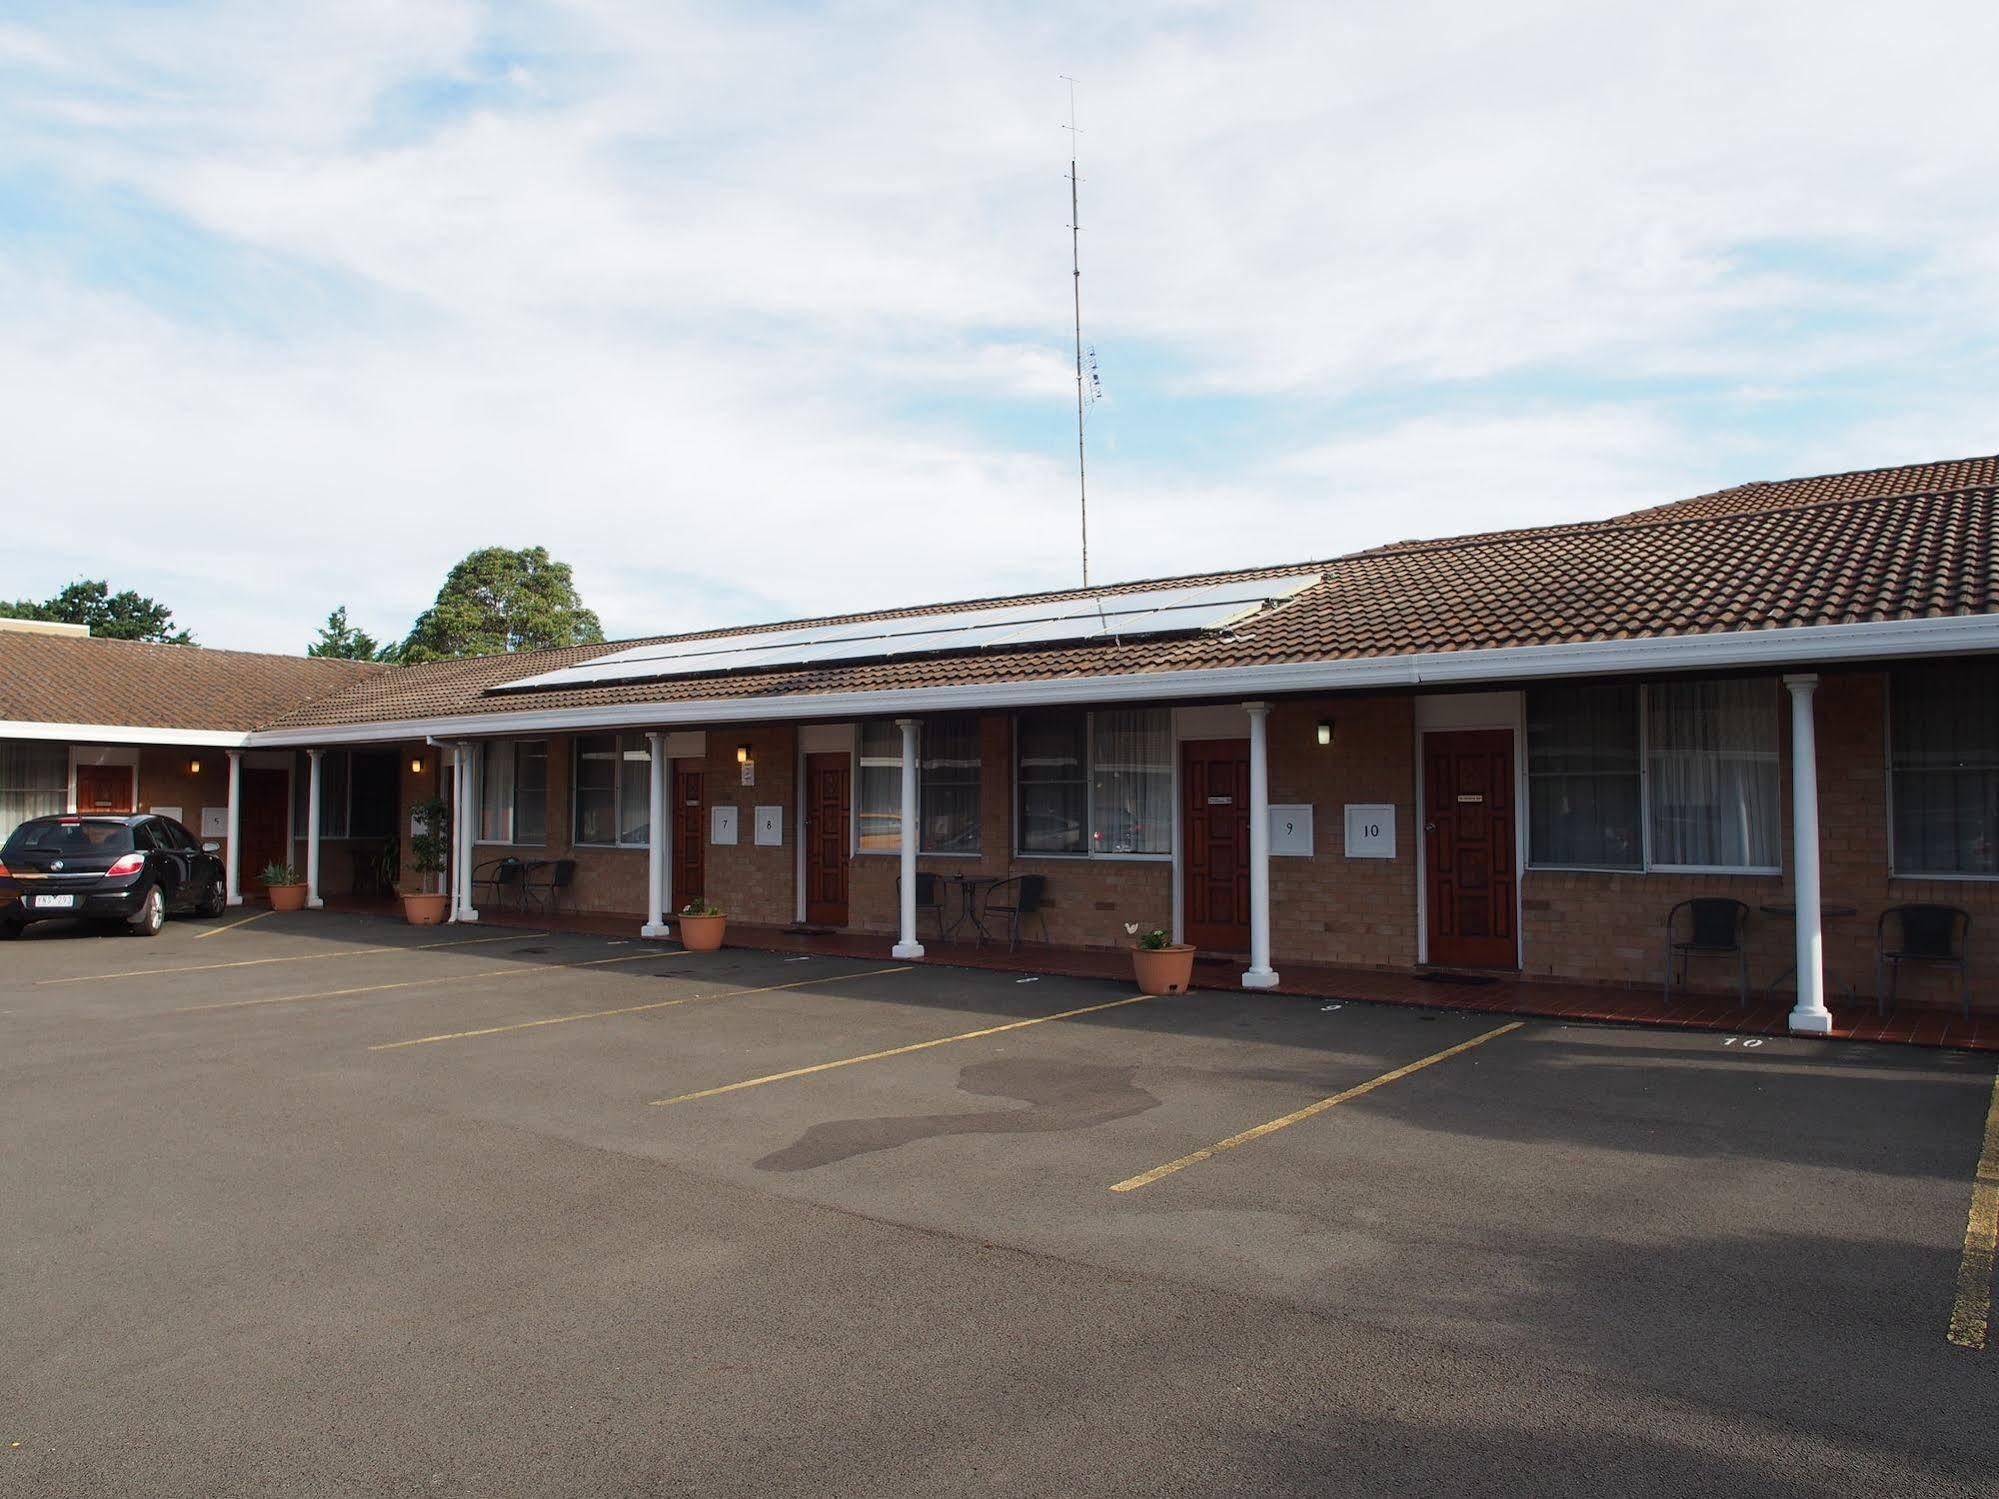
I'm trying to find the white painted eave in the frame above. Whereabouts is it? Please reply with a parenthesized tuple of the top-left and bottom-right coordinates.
(228, 614, 1999, 748)
(0, 720, 254, 748)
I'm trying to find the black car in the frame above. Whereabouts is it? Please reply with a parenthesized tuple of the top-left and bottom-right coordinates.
(0, 814, 226, 938)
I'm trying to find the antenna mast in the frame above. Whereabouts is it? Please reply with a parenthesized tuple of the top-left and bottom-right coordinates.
(1062, 76, 1090, 588)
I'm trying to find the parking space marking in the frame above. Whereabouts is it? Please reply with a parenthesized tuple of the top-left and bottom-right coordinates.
(1110, 1020, 1525, 1193)
(1946, 1069, 1999, 1351)
(650, 989, 1176, 1108)
(192, 910, 273, 940)
(369, 965, 914, 1050)
(167, 950, 689, 1015)
(38, 931, 550, 986)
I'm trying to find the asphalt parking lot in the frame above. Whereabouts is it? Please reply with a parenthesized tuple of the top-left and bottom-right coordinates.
(3, 909, 1995, 1497)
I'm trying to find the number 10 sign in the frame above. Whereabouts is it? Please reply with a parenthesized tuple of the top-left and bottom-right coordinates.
(1343, 804, 1396, 859)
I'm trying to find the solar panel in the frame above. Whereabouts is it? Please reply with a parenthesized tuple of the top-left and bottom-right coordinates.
(491, 573, 1320, 694)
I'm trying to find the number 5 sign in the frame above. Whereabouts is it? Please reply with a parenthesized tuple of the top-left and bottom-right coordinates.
(1343, 803, 1397, 859)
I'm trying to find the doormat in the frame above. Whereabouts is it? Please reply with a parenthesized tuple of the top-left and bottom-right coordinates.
(1416, 971, 1499, 986)
(782, 924, 836, 936)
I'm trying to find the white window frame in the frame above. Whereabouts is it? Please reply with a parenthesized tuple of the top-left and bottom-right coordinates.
(570, 733, 650, 849)
(1525, 679, 1783, 877)
(853, 717, 984, 858)
(1011, 707, 1173, 863)
(476, 739, 549, 848)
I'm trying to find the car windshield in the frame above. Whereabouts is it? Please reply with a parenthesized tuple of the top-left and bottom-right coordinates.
(3, 820, 136, 857)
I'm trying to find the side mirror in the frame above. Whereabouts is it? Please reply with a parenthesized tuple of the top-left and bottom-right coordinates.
(201, 841, 222, 854)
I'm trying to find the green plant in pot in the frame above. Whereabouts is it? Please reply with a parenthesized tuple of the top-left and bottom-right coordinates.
(402, 794, 452, 926)
(678, 898, 726, 952)
(1125, 921, 1196, 995)
(260, 860, 309, 913)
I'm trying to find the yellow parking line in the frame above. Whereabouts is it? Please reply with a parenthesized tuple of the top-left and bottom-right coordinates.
(1946, 1069, 1999, 1351)
(650, 989, 1174, 1108)
(168, 950, 686, 1015)
(1110, 1020, 1525, 1194)
(371, 965, 913, 1051)
(39, 931, 549, 985)
(192, 910, 272, 940)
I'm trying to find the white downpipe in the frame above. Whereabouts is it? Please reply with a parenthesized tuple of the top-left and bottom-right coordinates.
(305, 748, 325, 909)
(643, 732, 670, 938)
(892, 717, 925, 960)
(224, 749, 243, 906)
(1242, 701, 1279, 989)
(1785, 675, 1832, 1034)
(458, 741, 480, 923)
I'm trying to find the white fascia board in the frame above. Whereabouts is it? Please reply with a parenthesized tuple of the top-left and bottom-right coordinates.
(0, 720, 254, 748)
(243, 613, 1999, 748)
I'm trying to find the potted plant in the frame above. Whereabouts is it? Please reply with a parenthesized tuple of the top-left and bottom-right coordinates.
(678, 899, 727, 952)
(401, 795, 451, 926)
(1125, 922, 1196, 995)
(261, 861, 309, 912)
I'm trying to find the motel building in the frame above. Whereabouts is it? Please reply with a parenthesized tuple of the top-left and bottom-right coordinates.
(4, 455, 1998, 1035)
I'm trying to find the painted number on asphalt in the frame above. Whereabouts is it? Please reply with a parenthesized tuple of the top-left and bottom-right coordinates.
(1722, 1037, 1764, 1048)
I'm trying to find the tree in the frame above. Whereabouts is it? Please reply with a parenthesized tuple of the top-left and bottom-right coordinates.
(0, 579, 194, 644)
(398, 546, 605, 662)
(307, 605, 390, 661)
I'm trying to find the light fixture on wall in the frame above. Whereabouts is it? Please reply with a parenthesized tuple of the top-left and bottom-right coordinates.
(410, 754, 426, 775)
(736, 743, 752, 764)
(187, 757, 202, 775)
(1316, 720, 1335, 747)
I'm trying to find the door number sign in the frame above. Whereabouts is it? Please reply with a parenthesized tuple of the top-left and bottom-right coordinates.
(1343, 803, 1396, 859)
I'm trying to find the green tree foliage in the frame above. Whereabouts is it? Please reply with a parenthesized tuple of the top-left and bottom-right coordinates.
(306, 605, 394, 661)
(398, 546, 604, 663)
(0, 579, 194, 644)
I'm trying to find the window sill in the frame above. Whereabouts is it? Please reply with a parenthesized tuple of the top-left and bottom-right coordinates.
(1890, 870, 1999, 883)
(1012, 851, 1171, 863)
(855, 849, 984, 859)
(1527, 864, 1782, 877)
(569, 842, 649, 851)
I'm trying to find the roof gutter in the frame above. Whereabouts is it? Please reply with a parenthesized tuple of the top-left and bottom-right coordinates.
(0, 720, 255, 748)
(242, 612, 1999, 748)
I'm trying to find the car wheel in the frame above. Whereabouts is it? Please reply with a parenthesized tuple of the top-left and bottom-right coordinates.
(198, 877, 226, 918)
(127, 885, 166, 937)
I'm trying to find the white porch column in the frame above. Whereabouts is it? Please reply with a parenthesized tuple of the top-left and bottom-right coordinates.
(444, 745, 461, 921)
(305, 748, 325, 909)
(892, 717, 925, 960)
(643, 731, 671, 938)
(458, 741, 480, 923)
(224, 749, 244, 906)
(1242, 701, 1279, 989)
(1784, 674, 1832, 1034)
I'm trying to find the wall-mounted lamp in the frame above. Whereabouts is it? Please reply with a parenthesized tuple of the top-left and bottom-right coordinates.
(736, 743, 752, 765)
(187, 757, 202, 775)
(1315, 720, 1335, 747)
(410, 755, 426, 775)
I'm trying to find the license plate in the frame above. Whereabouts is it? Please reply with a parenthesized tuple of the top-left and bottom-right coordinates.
(33, 894, 77, 909)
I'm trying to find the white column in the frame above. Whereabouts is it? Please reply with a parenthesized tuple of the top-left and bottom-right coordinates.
(1784, 674, 1831, 1034)
(224, 749, 244, 906)
(643, 732, 671, 938)
(305, 748, 325, 909)
(458, 742, 480, 923)
(444, 745, 461, 921)
(891, 717, 925, 959)
(1242, 701, 1279, 988)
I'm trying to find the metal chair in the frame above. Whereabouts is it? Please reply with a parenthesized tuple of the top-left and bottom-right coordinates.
(981, 875, 1049, 952)
(470, 856, 527, 913)
(895, 872, 946, 940)
(520, 859, 577, 917)
(1876, 905, 1972, 1019)
(1663, 898, 1751, 1008)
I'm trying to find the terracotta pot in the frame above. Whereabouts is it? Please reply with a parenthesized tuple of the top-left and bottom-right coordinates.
(1132, 943, 1197, 995)
(678, 913, 727, 952)
(401, 891, 451, 926)
(266, 883, 309, 913)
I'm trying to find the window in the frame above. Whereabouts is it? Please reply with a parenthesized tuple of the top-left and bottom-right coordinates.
(1527, 685, 1642, 869)
(480, 740, 548, 845)
(1891, 661, 1999, 876)
(573, 734, 649, 846)
(0, 742, 67, 831)
(857, 717, 983, 853)
(1014, 708, 1172, 858)
(1525, 679, 1780, 873)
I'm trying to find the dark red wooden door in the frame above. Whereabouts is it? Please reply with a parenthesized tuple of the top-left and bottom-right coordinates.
(1182, 739, 1250, 952)
(75, 764, 133, 814)
(803, 753, 850, 927)
(239, 767, 291, 893)
(1422, 729, 1518, 969)
(673, 766, 704, 908)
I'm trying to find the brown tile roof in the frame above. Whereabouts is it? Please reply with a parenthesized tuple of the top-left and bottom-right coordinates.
(1609, 454, 1999, 525)
(263, 474, 1999, 730)
(0, 633, 389, 734)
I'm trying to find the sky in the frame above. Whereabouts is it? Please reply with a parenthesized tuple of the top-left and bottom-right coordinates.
(2, 1, 1996, 652)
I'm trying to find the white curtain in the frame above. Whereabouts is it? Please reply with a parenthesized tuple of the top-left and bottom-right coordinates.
(0, 741, 67, 832)
(1646, 680, 1781, 869)
(1090, 709, 1173, 855)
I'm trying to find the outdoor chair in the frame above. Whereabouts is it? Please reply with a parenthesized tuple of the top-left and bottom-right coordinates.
(470, 856, 528, 913)
(981, 874, 1049, 953)
(895, 872, 946, 940)
(1662, 898, 1751, 1008)
(1876, 905, 1972, 1019)
(520, 859, 577, 917)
